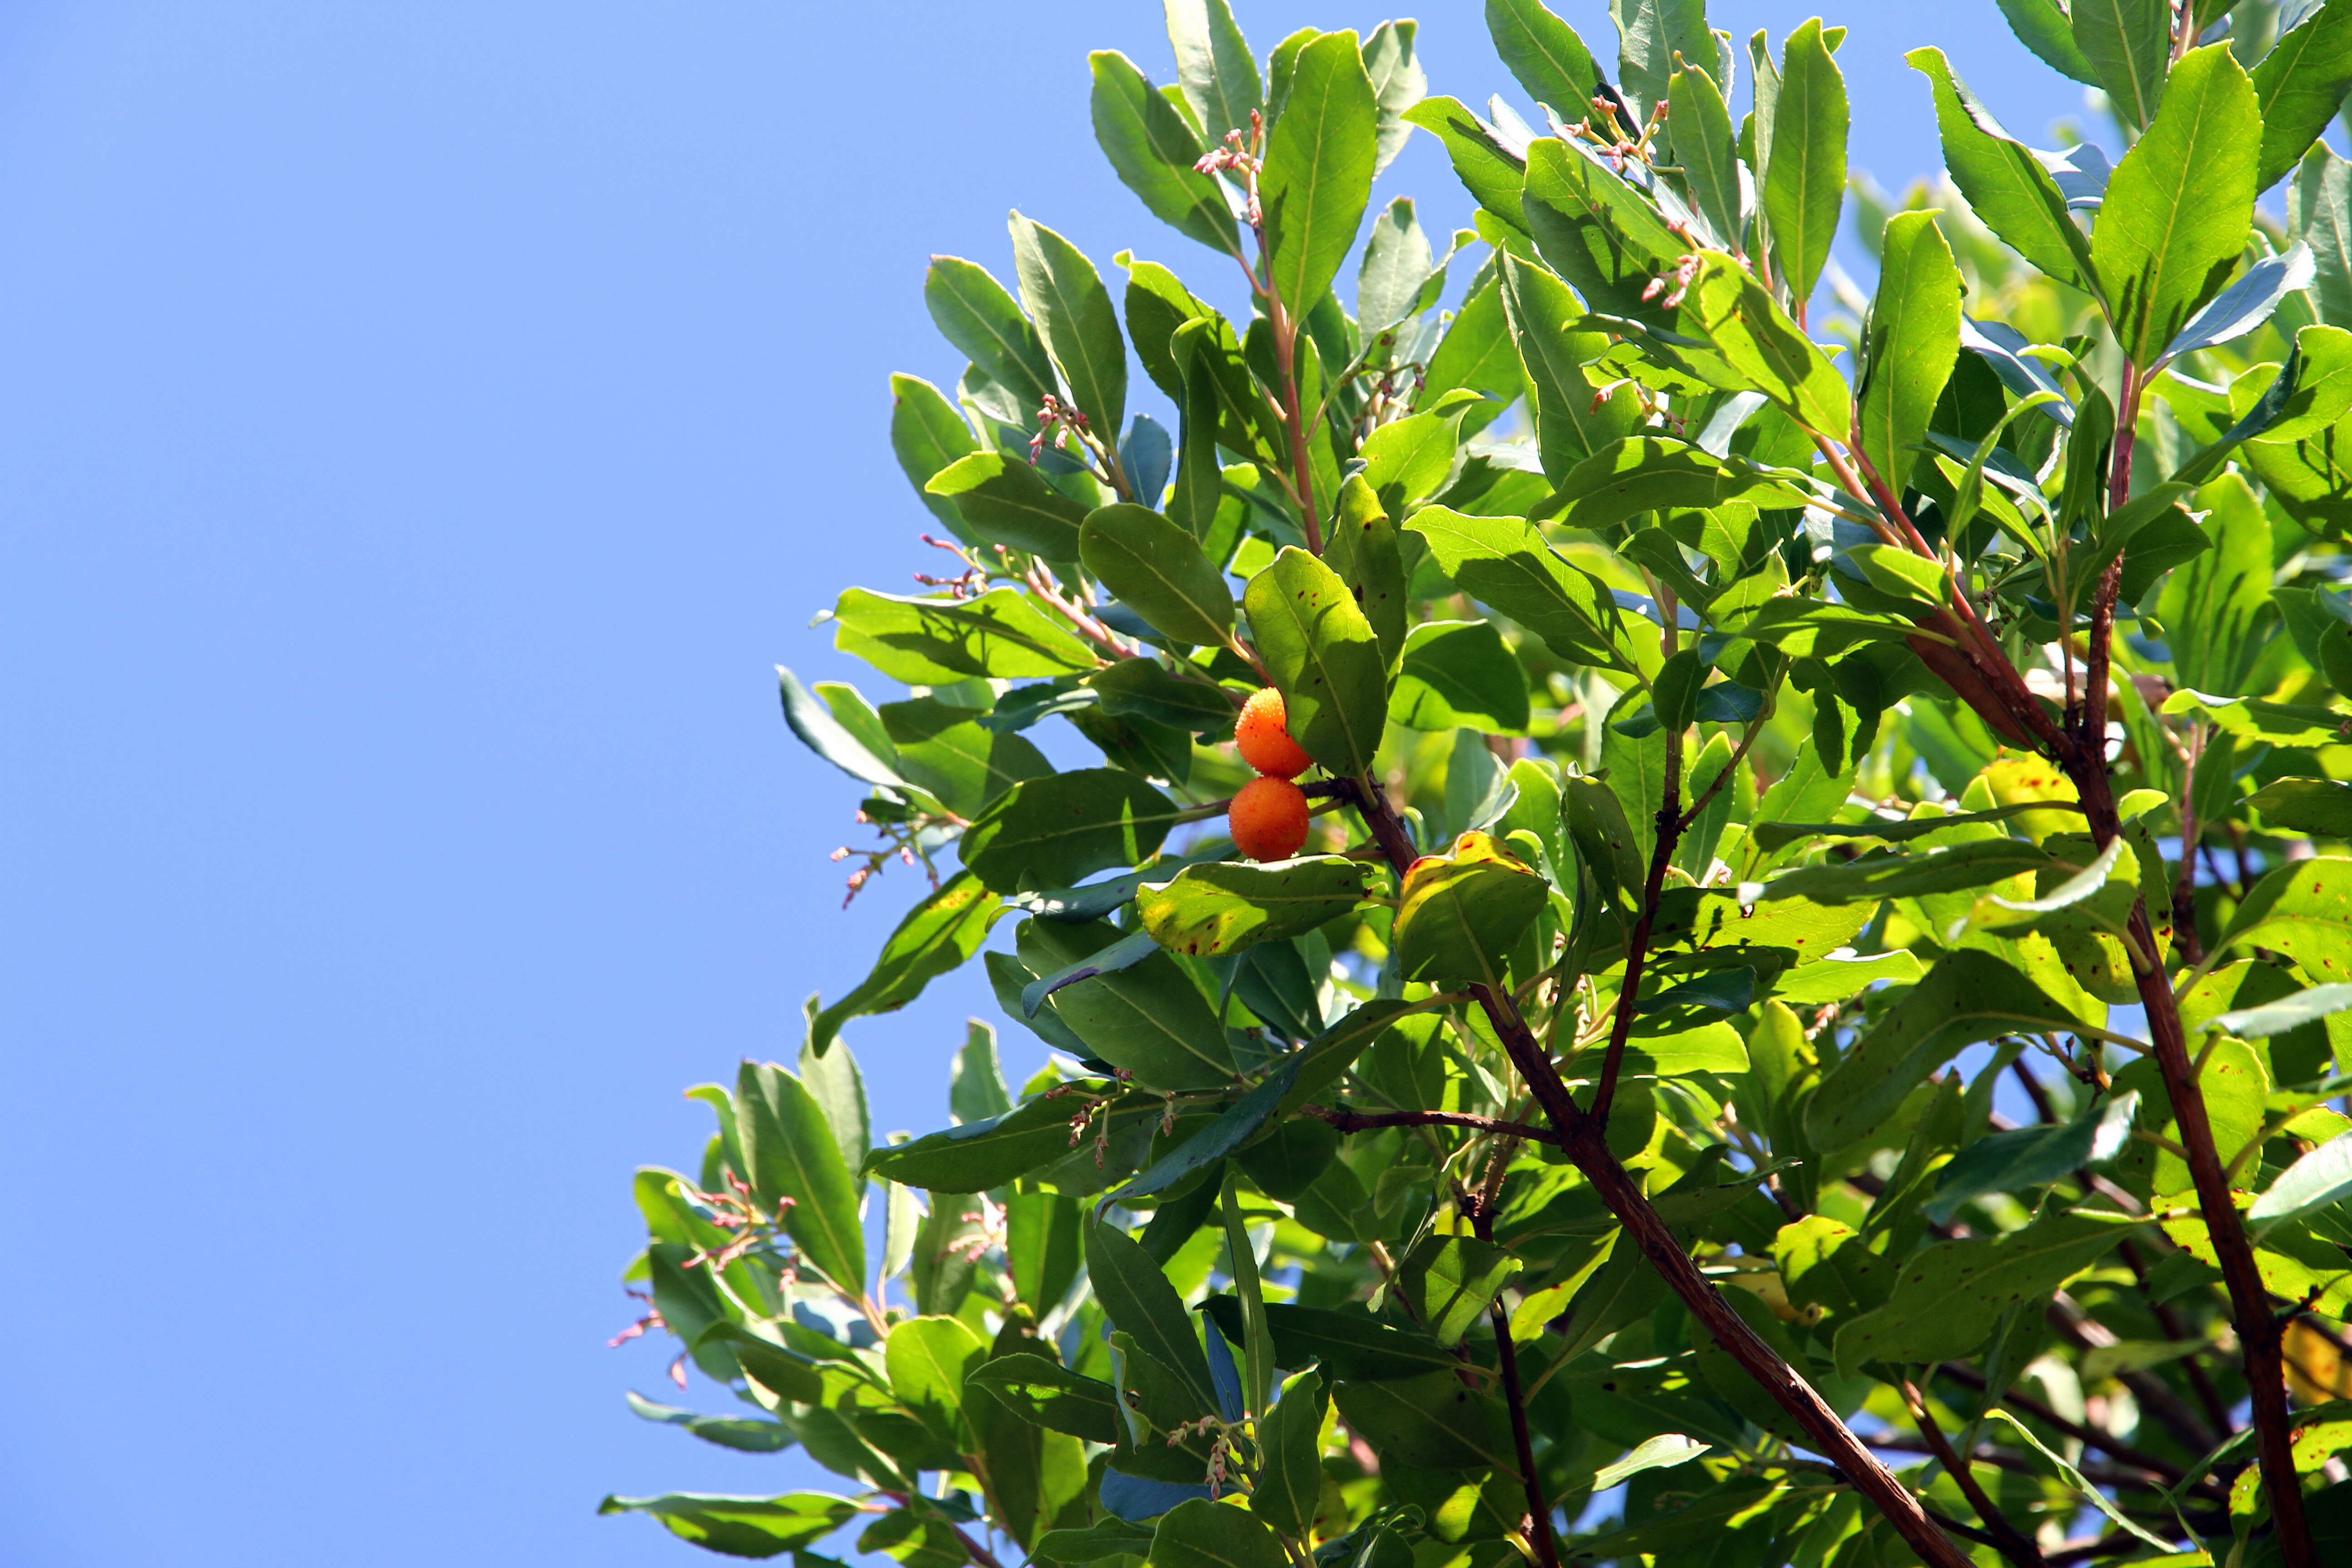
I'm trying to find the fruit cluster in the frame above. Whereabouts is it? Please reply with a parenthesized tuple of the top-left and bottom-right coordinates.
(1229, 687, 1310, 862)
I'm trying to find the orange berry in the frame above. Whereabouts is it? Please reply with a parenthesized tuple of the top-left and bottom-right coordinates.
(1229, 775, 1310, 862)
(1234, 686, 1312, 779)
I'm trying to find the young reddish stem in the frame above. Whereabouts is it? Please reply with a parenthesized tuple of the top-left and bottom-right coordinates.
(1590, 743, 1683, 1126)
(1902, 1380, 2048, 1568)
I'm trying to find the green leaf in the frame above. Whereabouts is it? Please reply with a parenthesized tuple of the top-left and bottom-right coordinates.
(1496, 254, 1642, 481)
(1259, 31, 1378, 316)
(1090, 52, 1237, 255)
(1667, 62, 1741, 249)
(1219, 1166, 1274, 1423)
(965, 1353, 1122, 1443)
(1610, 0, 1717, 122)
(962, 770, 1184, 893)
(1833, 1208, 2140, 1374)
(831, 586, 1098, 684)
(1402, 98, 1529, 235)
(1356, 197, 1437, 333)
(861, 1510, 971, 1568)
(1080, 504, 1234, 647)
(1326, 477, 1410, 671)
(1020, 917, 1238, 1090)
(798, 1033, 870, 1176)
(1089, 659, 1235, 733)
(598, 1493, 860, 1559)
(1550, 436, 1814, 530)
(624, 1392, 794, 1454)
(1399, 1233, 1522, 1347)
(1393, 830, 1551, 988)
(1905, 49, 2097, 295)
(809, 874, 1003, 1053)
(1138, 858, 1372, 956)
(737, 1060, 867, 1292)
(2091, 43, 2260, 366)
(1591, 1433, 1714, 1491)
(2254, 1, 2352, 192)
(1978, 1409, 2178, 1554)
(1485, 0, 1600, 119)
(1243, 546, 1389, 777)
(693, 1323, 826, 1406)
(882, 697, 1051, 818)
(1331, 1370, 1518, 1473)
(1519, 137, 1686, 329)
(1406, 506, 1630, 670)
(1764, 837, 2062, 904)
(2251, 777, 2352, 839)
(1994, 0, 2099, 86)
(1021, 928, 1164, 1017)
(1804, 951, 2092, 1151)
(1389, 619, 1530, 734)
(1680, 254, 1851, 436)
(873, 1094, 1152, 1191)
(2217, 856, 2352, 984)
(2210, 980, 2352, 1042)
(1148, 1499, 1288, 1568)
(1089, 1219, 1222, 1413)
(2071, 0, 2170, 133)
(1107, 1061, 1301, 1206)
(779, 666, 907, 789)
(1041, 1517, 1160, 1563)
(1011, 213, 1128, 446)
(2253, 1130, 2352, 1225)
(1361, 20, 1426, 176)
(1250, 1368, 1327, 1535)
(1165, 0, 1261, 143)
(891, 373, 984, 541)
(1925, 1089, 2141, 1223)
(1859, 211, 1962, 494)
(925, 256, 1057, 412)
(1199, 1297, 1455, 1380)
(2161, 687, 2352, 748)
(886, 1314, 989, 1450)
(1763, 19, 1848, 306)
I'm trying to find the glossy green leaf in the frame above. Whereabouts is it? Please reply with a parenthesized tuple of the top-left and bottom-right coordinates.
(883, 697, 1051, 818)
(1148, 1499, 1287, 1568)
(1496, 253, 1642, 480)
(809, 874, 1003, 1054)
(966, 1354, 1122, 1444)
(1107, 1060, 1300, 1206)
(1764, 838, 2061, 904)
(779, 666, 906, 789)
(1485, 0, 1600, 119)
(962, 771, 1183, 893)
(1764, 19, 1848, 306)
(1091, 52, 1237, 255)
(2070, 0, 2169, 132)
(798, 1033, 870, 1176)
(2217, 856, 2352, 985)
(2092, 44, 2259, 365)
(1551, 436, 1813, 530)
(891, 373, 984, 541)
(1392, 830, 1550, 990)
(1244, 545, 1389, 777)
(1906, 49, 2097, 294)
(2255, 1, 2352, 191)
(2253, 1130, 2352, 1225)
(1331, 1370, 1518, 1473)
(1859, 211, 1962, 493)
(598, 1492, 860, 1558)
(1089, 660, 1236, 733)
(1089, 1219, 1222, 1414)
(1250, 1368, 1327, 1535)
(886, 1315, 988, 1450)
(1925, 1089, 2141, 1223)
(1361, 20, 1425, 176)
(1994, 0, 2098, 86)
(1020, 917, 1237, 1090)
(1519, 137, 1686, 330)
(1260, 30, 1378, 316)
(1164, 0, 1260, 143)
(1389, 618, 1529, 734)
(624, 1392, 794, 1454)
(1679, 254, 1851, 437)
(831, 587, 1098, 684)
(1138, 857, 1372, 956)
(2250, 777, 2352, 838)
(925, 256, 1057, 412)
(1805, 950, 2090, 1151)
(1399, 1233, 1522, 1347)
(1407, 506, 1630, 670)
(737, 1060, 867, 1291)
(1199, 1296, 1453, 1380)
(1667, 61, 1741, 249)
(1833, 1208, 2140, 1374)
(874, 1094, 1148, 1191)
(1402, 97, 1529, 235)
(1610, 0, 1717, 122)
(1079, 504, 1234, 647)
(1011, 213, 1127, 446)
(694, 1323, 826, 1406)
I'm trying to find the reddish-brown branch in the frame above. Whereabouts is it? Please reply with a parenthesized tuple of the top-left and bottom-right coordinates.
(1330, 772, 1975, 1568)
(1303, 1103, 1561, 1145)
(1591, 743, 1683, 1125)
(1903, 1380, 2048, 1568)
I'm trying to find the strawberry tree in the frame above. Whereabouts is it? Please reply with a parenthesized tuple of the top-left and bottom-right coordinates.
(603, 4, 2352, 1565)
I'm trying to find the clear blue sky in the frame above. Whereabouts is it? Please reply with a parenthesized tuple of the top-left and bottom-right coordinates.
(0, 4, 2066, 1563)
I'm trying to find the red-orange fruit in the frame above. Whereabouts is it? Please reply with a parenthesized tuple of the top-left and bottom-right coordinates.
(1234, 686, 1312, 779)
(1230, 775, 1310, 862)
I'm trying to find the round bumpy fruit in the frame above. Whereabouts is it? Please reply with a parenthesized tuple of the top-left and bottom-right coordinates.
(1229, 775, 1310, 862)
(1234, 686, 1312, 779)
